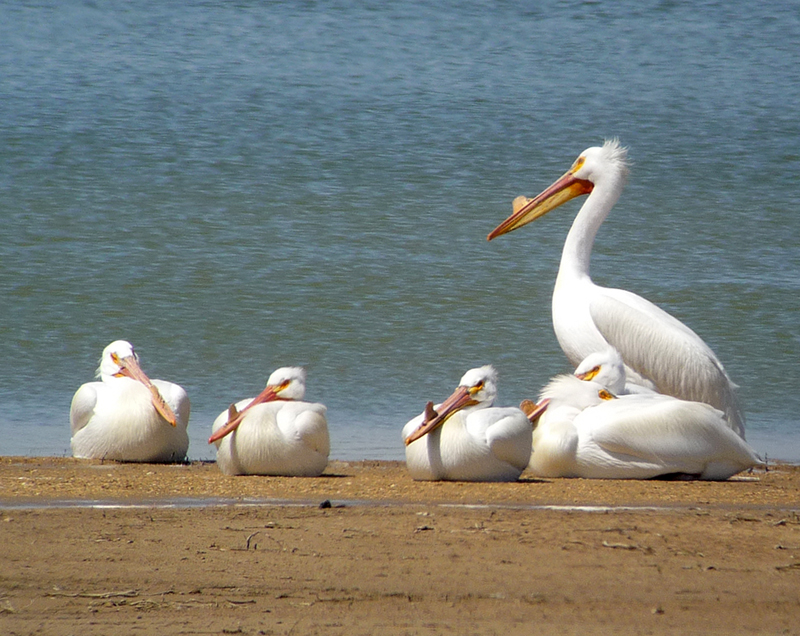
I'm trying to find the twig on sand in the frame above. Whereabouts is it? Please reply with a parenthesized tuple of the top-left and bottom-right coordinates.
(602, 540, 654, 554)
(245, 531, 259, 550)
(229, 531, 260, 551)
(775, 563, 800, 572)
(46, 589, 139, 599)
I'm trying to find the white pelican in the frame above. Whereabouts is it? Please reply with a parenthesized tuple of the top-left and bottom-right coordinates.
(208, 367, 329, 476)
(488, 140, 745, 439)
(527, 375, 760, 480)
(70, 340, 190, 462)
(402, 365, 532, 482)
(574, 348, 656, 396)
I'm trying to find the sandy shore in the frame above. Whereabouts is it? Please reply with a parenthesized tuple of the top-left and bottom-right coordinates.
(1, 457, 799, 635)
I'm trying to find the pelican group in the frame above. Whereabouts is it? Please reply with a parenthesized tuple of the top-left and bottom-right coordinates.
(488, 140, 745, 439)
(402, 365, 532, 482)
(209, 367, 329, 476)
(70, 340, 190, 462)
(65, 141, 759, 482)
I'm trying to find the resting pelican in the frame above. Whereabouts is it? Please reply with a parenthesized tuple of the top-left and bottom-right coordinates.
(209, 367, 329, 476)
(527, 375, 760, 480)
(402, 365, 532, 482)
(574, 348, 656, 396)
(487, 140, 745, 438)
(70, 340, 190, 462)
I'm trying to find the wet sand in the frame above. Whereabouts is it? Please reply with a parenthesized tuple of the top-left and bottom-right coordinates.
(1, 457, 799, 635)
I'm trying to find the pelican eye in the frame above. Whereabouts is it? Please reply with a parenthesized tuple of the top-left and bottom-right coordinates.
(571, 156, 586, 174)
(470, 380, 485, 394)
(581, 365, 600, 381)
(598, 389, 616, 401)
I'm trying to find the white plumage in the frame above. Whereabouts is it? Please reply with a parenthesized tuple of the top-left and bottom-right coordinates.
(70, 340, 190, 462)
(402, 366, 532, 482)
(488, 140, 745, 438)
(528, 374, 760, 480)
(209, 367, 329, 476)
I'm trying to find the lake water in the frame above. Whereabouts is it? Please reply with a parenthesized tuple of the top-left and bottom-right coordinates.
(2, 1, 798, 462)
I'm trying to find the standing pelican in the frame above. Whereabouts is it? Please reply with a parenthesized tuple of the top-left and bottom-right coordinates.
(402, 366, 532, 482)
(209, 367, 329, 476)
(70, 340, 190, 462)
(488, 140, 745, 438)
(527, 375, 760, 480)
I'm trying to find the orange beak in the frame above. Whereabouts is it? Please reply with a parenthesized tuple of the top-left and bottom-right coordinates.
(113, 353, 177, 426)
(404, 385, 478, 445)
(487, 170, 593, 240)
(208, 381, 288, 444)
(519, 398, 550, 427)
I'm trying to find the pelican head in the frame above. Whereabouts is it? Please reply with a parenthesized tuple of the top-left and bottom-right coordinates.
(525, 374, 617, 427)
(208, 366, 308, 444)
(98, 340, 138, 379)
(455, 365, 498, 406)
(574, 348, 627, 395)
(97, 340, 177, 426)
(264, 366, 307, 401)
(542, 374, 617, 411)
(404, 365, 497, 445)
(487, 139, 629, 240)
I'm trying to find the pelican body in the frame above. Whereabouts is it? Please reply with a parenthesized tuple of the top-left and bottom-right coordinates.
(70, 340, 190, 463)
(488, 140, 745, 438)
(402, 366, 532, 482)
(209, 367, 329, 477)
(528, 375, 760, 480)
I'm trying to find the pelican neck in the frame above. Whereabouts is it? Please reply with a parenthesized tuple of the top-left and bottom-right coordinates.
(557, 177, 624, 282)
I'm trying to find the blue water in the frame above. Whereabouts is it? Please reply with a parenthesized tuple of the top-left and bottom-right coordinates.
(1, 1, 798, 462)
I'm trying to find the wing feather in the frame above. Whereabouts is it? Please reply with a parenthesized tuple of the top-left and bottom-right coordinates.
(481, 408, 533, 471)
(289, 404, 330, 456)
(578, 396, 758, 477)
(590, 290, 744, 437)
(580, 398, 721, 463)
(69, 383, 99, 435)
